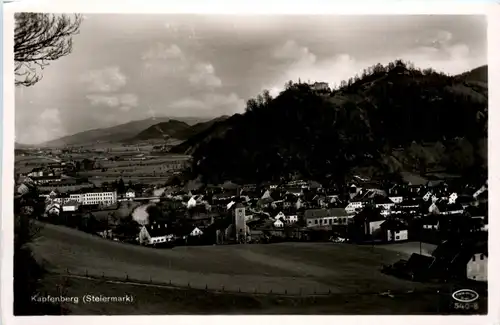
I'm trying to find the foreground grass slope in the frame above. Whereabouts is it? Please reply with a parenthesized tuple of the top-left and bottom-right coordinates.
(38, 274, 471, 315)
(33, 223, 434, 295)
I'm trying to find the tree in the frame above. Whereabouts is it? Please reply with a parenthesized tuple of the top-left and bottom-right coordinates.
(14, 183, 65, 315)
(117, 178, 125, 194)
(14, 13, 82, 87)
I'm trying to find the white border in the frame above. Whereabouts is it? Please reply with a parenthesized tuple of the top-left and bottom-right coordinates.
(2, 1, 499, 325)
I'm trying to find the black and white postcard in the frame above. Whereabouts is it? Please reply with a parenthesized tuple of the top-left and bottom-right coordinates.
(2, 1, 499, 324)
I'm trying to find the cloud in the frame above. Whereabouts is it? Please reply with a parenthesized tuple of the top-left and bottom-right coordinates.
(80, 66, 127, 93)
(170, 93, 245, 116)
(141, 42, 188, 75)
(86, 93, 138, 110)
(17, 108, 64, 144)
(141, 43, 184, 61)
(273, 40, 316, 65)
(188, 63, 222, 88)
(266, 33, 483, 93)
(141, 42, 223, 87)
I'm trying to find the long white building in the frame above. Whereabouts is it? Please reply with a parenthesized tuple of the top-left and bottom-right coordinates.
(69, 189, 117, 206)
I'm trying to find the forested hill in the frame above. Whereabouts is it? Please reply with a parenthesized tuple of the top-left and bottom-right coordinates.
(174, 60, 487, 185)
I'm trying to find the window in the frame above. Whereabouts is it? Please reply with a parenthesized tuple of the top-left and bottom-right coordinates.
(396, 236, 400, 240)
(472, 255, 476, 261)
(480, 254, 484, 260)
(315, 220, 318, 224)
(329, 219, 332, 225)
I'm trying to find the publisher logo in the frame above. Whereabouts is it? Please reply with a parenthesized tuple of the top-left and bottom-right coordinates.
(452, 289, 479, 303)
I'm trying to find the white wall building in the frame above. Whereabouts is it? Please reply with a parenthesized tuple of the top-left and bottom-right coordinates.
(467, 253, 487, 282)
(389, 196, 403, 204)
(345, 201, 365, 214)
(386, 229, 409, 242)
(125, 189, 136, 199)
(69, 190, 117, 206)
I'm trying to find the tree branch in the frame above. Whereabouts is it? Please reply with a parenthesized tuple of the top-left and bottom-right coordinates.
(14, 13, 82, 87)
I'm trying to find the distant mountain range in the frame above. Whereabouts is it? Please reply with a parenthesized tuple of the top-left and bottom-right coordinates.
(38, 116, 217, 147)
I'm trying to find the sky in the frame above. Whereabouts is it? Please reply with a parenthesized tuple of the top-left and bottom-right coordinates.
(15, 14, 487, 144)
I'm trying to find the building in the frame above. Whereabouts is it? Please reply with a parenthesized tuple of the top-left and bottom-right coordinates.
(274, 211, 298, 224)
(31, 175, 62, 185)
(374, 196, 396, 215)
(273, 219, 284, 228)
(345, 201, 366, 214)
(381, 219, 409, 242)
(232, 203, 247, 242)
(138, 223, 172, 246)
(305, 208, 352, 227)
(309, 81, 330, 92)
(389, 196, 404, 204)
(125, 189, 136, 199)
(164, 159, 190, 171)
(190, 227, 204, 237)
(62, 200, 79, 212)
(69, 189, 117, 206)
(351, 207, 386, 239)
(467, 252, 488, 282)
(422, 217, 440, 231)
(45, 203, 61, 217)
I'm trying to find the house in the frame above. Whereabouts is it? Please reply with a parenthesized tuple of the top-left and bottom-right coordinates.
(187, 196, 197, 209)
(374, 196, 396, 214)
(434, 202, 465, 216)
(395, 199, 423, 215)
(422, 191, 433, 202)
(381, 219, 408, 242)
(138, 223, 172, 246)
(273, 211, 298, 224)
(389, 196, 404, 204)
(310, 81, 330, 92)
(62, 200, 79, 212)
(422, 217, 440, 231)
(273, 219, 284, 228)
(190, 227, 204, 237)
(348, 184, 362, 199)
(351, 207, 386, 239)
(467, 250, 488, 282)
(45, 203, 61, 216)
(125, 189, 136, 199)
(345, 200, 366, 214)
(433, 238, 488, 282)
(286, 187, 303, 197)
(305, 208, 351, 227)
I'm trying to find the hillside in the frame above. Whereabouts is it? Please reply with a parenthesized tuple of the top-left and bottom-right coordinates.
(40, 117, 210, 147)
(170, 115, 230, 141)
(131, 120, 190, 141)
(172, 60, 488, 184)
(131, 116, 230, 142)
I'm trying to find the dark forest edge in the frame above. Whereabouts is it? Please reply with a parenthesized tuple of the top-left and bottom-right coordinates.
(170, 60, 487, 186)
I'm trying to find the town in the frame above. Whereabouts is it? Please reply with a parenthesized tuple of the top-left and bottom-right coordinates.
(12, 12, 488, 316)
(15, 146, 488, 285)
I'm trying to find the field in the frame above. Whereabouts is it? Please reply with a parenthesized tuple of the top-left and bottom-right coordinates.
(37, 273, 457, 315)
(78, 156, 190, 178)
(28, 224, 488, 314)
(15, 148, 191, 186)
(32, 223, 440, 296)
